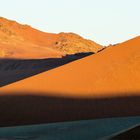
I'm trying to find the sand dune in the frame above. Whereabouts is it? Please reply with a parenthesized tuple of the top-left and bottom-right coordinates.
(1, 36, 140, 97)
(0, 36, 140, 126)
(0, 52, 92, 87)
(0, 17, 102, 59)
(0, 17, 140, 126)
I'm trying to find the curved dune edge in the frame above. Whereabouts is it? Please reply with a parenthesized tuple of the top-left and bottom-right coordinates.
(1, 36, 140, 98)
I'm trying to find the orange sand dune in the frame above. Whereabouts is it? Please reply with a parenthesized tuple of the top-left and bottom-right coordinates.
(0, 17, 102, 59)
(0, 36, 140, 126)
(1, 36, 140, 97)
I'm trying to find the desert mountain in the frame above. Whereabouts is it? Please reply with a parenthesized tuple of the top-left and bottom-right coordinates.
(1, 36, 140, 97)
(0, 17, 102, 59)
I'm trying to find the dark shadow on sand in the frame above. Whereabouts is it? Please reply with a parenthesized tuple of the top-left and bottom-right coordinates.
(0, 52, 93, 87)
(0, 92, 140, 127)
(110, 125, 140, 139)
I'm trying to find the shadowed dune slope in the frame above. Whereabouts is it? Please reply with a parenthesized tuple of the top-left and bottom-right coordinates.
(0, 95, 139, 127)
(0, 52, 93, 87)
(0, 17, 102, 59)
(111, 125, 140, 139)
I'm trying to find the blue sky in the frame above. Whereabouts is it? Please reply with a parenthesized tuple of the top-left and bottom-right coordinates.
(0, 0, 140, 45)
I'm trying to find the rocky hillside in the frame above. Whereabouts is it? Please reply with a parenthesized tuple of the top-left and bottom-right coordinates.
(0, 17, 102, 58)
(53, 32, 102, 54)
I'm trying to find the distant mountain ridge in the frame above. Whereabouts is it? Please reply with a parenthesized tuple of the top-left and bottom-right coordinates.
(0, 17, 102, 59)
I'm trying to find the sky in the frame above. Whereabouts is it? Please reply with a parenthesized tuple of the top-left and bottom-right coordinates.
(0, 0, 140, 45)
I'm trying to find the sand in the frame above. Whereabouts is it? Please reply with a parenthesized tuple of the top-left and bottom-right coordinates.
(0, 17, 102, 59)
(0, 36, 140, 126)
(1, 36, 140, 97)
